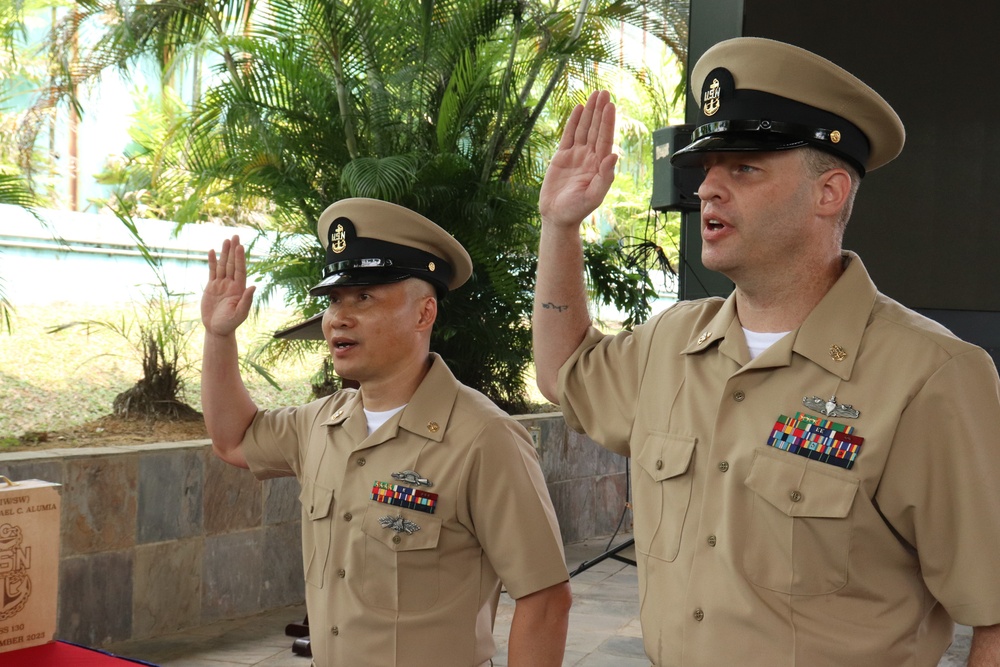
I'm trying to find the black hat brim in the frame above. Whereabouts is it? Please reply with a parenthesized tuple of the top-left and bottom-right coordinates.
(307, 268, 412, 297)
(671, 133, 807, 169)
(273, 312, 325, 340)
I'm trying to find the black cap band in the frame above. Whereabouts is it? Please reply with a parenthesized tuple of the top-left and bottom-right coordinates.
(321, 256, 453, 284)
(692, 119, 846, 148)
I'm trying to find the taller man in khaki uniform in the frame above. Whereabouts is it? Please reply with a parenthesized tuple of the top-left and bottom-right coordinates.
(202, 198, 571, 667)
(533, 38, 1000, 666)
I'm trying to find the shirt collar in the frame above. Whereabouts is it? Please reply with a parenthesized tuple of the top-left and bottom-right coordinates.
(320, 352, 458, 445)
(396, 352, 458, 443)
(680, 251, 877, 380)
(681, 293, 741, 359)
(791, 251, 877, 380)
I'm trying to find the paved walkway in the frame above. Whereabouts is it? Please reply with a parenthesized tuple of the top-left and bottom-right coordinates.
(105, 536, 971, 666)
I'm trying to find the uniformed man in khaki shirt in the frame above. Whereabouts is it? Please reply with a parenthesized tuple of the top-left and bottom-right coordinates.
(533, 38, 1000, 666)
(201, 198, 572, 666)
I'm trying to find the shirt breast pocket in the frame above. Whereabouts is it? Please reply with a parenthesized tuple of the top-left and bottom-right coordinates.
(632, 432, 697, 562)
(743, 447, 860, 595)
(360, 504, 443, 611)
(299, 479, 335, 588)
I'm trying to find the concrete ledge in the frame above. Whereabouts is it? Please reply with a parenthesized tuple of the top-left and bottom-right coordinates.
(0, 414, 628, 647)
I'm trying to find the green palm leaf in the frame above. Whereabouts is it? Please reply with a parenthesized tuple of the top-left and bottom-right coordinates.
(340, 155, 417, 201)
(18, 0, 684, 410)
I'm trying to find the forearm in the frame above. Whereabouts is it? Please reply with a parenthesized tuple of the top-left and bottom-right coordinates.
(201, 331, 257, 468)
(507, 582, 572, 667)
(969, 623, 1000, 666)
(532, 222, 592, 403)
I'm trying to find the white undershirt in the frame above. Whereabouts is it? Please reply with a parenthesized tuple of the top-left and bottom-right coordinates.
(742, 328, 792, 360)
(364, 405, 406, 436)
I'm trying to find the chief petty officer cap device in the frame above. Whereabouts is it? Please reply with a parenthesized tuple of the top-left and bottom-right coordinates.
(671, 37, 906, 176)
(274, 197, 473, 340)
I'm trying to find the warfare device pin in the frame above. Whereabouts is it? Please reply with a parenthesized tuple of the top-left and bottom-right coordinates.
(803, 395, 860, 419)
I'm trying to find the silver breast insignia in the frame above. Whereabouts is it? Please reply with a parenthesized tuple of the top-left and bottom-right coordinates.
(803, 395, 860, 419)
(378, 514, 421, 534)
(391, 470, 433, 487)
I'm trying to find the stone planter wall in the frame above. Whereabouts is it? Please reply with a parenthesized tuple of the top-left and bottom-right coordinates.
(0, 413, 629, 648)
(513, 413, 630, 544)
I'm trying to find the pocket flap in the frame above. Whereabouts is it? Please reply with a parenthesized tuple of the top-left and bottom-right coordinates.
(745, 448, 859, 518)
(635, 432, 697, 482)
(299, 480, 334, 521)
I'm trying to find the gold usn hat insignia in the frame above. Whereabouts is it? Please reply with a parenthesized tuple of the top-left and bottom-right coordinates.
(703, 78, 721, 117)
(331, 224, 347, 254)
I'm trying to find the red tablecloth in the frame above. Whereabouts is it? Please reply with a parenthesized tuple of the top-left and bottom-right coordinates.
(0, 641, 157, 666)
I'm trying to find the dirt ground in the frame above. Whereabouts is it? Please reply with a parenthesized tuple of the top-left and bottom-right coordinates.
(13, 413, 209, 452)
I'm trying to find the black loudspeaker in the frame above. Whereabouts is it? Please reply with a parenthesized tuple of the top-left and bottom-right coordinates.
(650, 125, 703, 212)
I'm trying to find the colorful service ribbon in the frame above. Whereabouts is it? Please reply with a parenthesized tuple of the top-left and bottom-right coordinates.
(371, 481, 438, 514)
(767, 411, 864, 470)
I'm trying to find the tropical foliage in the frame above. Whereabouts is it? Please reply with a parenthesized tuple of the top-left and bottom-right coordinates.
(0, 0, 44, 333)
(17, 0, 689, 411)
(46, 212, 203, 420)
(89, 88, 275, 226)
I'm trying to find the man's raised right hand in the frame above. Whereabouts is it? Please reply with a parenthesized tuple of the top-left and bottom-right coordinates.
(538, 90, 618, 229)
(201, 235, 256, 337)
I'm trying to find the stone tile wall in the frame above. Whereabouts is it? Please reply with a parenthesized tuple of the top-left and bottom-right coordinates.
(514, 413, 631, 544)
(0, 443, 303, 648)
(0, 414, 628, 648)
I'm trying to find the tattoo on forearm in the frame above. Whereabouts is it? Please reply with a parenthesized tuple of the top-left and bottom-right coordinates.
(542, 302, 569, 313)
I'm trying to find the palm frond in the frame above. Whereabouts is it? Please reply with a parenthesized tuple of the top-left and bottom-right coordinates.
(340, 155, 418, 200)
(21, 0, 689, 407)
(0, 173, 35, 208)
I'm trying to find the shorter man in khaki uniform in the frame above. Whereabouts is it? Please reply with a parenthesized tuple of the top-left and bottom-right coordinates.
(533, 38, 1000, 666)
(201, 198, 571, 667)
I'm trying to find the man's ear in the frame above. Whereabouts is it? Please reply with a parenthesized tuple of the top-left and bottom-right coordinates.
(415, 294, 437, 332)
(816, 168, 852, 217)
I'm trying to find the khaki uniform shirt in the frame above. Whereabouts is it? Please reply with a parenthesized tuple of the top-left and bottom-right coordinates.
(558, 252, 1000, 667)
(244, 354, 568, 667)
